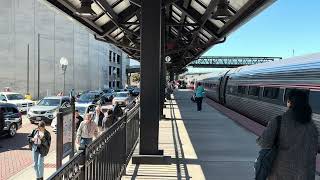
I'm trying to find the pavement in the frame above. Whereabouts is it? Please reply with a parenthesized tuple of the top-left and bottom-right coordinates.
(123, 89, 260, 180)
(0, 115, 57, 180)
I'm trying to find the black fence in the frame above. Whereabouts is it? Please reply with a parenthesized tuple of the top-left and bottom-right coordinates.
(48, 103, 140, 180)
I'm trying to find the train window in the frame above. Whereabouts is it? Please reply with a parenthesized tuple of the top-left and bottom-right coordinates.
(248, 86, 260, 96)
(263, 87, 279, 99)
(309, 91, 320, 114)
(237, 86, 247, 94)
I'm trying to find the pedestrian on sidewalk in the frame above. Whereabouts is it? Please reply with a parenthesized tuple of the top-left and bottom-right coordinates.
(27, 121, 51, 180)
(194, 82, 205, 111)
(76, 113, 98, 148)
(92, 106, 104, 132)
(257, 90, 318, 180)
(75, 110, 84, 130)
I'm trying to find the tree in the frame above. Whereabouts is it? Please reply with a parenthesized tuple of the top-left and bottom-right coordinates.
(132, 73, 140, 83)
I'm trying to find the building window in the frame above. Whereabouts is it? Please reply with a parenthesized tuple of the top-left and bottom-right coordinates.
(113, 52, 116, 62)
(109, 66, 112, 75)
(116, 81, 120, 88)
(109, 82, 112, 88)
(248, 86, 260, 96)
(109, 51, 112, 62)
(263, 87, 279, 99)
(117, 54, 120, 64)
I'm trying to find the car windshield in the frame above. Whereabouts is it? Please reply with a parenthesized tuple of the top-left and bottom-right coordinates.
(37, 99, 60, 106)
(115, 93, 128, 97)
(6, 94, 24, 100)
(76, 107, 86, 115)
(103, 89, 112, 93)
(79, 93, 97, 101)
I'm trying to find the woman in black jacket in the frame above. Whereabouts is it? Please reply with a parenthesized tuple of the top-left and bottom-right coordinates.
(28, 121, 51, 180)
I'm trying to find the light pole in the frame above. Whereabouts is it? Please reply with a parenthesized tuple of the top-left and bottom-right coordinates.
(60, 57, 68, 95)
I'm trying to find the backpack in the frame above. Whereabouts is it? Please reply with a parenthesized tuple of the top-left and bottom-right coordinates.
(254, 116, 281, 180)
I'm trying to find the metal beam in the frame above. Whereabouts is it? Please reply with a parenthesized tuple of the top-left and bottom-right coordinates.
(188, 56, 282, 68)
(139, 0, 162, 155)
(218, 0, 274, 36)
(184, 0, 219, 51)
(94, 35, 140, 51)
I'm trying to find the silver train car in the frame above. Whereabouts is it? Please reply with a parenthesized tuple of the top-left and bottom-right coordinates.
(201, 53, 320, 132)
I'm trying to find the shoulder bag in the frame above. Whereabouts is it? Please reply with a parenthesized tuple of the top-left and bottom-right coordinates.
(254, 116, 282, 180)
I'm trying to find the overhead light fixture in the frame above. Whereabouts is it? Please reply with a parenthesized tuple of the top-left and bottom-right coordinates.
(74, 0, 97, 19)
(212, 0, 233, 20)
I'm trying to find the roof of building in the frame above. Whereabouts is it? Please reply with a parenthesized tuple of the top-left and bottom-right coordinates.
(45, 0, 275, 72)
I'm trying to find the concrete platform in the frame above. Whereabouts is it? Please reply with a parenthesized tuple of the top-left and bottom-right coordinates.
(122, 90, 259, 180)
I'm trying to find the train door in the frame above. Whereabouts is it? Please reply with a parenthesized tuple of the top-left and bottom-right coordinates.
(220, 76, 229, 104)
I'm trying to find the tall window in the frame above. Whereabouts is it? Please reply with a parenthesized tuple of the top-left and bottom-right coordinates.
(113, 52, 116, 62)
(117, 54, 121, 64)
(109, 51, 112, 62)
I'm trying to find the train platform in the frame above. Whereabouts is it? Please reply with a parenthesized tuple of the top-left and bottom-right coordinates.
(122, 89, 260, 180)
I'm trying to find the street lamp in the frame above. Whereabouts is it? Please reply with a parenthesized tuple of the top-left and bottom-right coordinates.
(60, 57, 68, 95)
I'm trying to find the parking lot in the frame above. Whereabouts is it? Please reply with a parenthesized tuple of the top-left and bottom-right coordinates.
(0, 114, 56, 180)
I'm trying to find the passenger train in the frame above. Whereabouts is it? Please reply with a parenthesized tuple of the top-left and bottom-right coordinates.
(200, 53, 320, 132)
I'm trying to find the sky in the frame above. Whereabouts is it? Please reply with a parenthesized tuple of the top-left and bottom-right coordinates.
(204, 0, 320, 58)
(131, 0, 320, 73)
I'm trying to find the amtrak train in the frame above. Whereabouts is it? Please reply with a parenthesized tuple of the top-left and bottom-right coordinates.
(200, 53, 320, 131)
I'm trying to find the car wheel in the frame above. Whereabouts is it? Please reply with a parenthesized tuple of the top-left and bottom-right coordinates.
(8, 123, 17, 137)
(30, 120, 34, 124)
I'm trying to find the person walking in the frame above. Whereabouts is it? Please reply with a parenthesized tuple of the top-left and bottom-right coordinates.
(102, 109, 115, 131)
(92, 106, 104, 132)
(76, 113, 99, 148)
(194, 82, 205, 111)
(27, 121, 51, 180)
(75, 110, 84, 130)
(257, 90, 318, 180)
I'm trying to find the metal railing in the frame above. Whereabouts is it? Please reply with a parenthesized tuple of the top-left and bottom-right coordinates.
(48, 103, 140, 180)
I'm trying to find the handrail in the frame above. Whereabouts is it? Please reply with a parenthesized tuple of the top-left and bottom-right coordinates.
(48, 103, 140, 180)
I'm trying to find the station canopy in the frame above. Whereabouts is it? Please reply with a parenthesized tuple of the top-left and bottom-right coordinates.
(46, 0, 275, 73)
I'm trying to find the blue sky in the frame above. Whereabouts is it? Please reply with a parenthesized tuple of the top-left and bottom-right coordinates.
(204, 0, 320, 58)
(131, 0, 320, 70)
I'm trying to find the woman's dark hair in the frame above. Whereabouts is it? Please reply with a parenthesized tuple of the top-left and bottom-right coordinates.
(38, 121, 46, 128)
(287, 89, 312, 124)
(197, 82, 202, 86)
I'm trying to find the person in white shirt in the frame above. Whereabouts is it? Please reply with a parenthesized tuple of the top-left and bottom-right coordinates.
(76, 113, 98, 148)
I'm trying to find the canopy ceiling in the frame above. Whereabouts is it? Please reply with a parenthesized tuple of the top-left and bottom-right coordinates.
(46, 0, 275, 73)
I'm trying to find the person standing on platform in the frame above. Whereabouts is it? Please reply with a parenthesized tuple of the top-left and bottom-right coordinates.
(27, 121, 51, 180)
(257, 90, 318, 180)
(76, 113, 98, 148)
(194, 82, 205, 112)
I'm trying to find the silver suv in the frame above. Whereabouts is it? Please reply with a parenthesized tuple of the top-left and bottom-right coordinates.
(27, 96, 70, 123)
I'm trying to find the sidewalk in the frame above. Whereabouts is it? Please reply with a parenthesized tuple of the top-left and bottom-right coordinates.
(9, 151, 70, 180)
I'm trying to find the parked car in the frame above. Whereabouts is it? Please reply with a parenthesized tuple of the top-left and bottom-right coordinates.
(0, 103, 22, 137)
(0, 92, 34, 112)
(127, 86, 136, 94)
(112, 92, 131, 107)
(27, 96, 71, 124)
(102, 89, 114, 102)
(131, 88, 140, 96)
(75, 104, 97, 118)
(76, 91, 106, 106)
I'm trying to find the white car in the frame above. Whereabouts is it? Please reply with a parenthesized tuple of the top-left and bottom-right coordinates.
(112, 92, 131, 106)
(0, 92, 34, 112)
